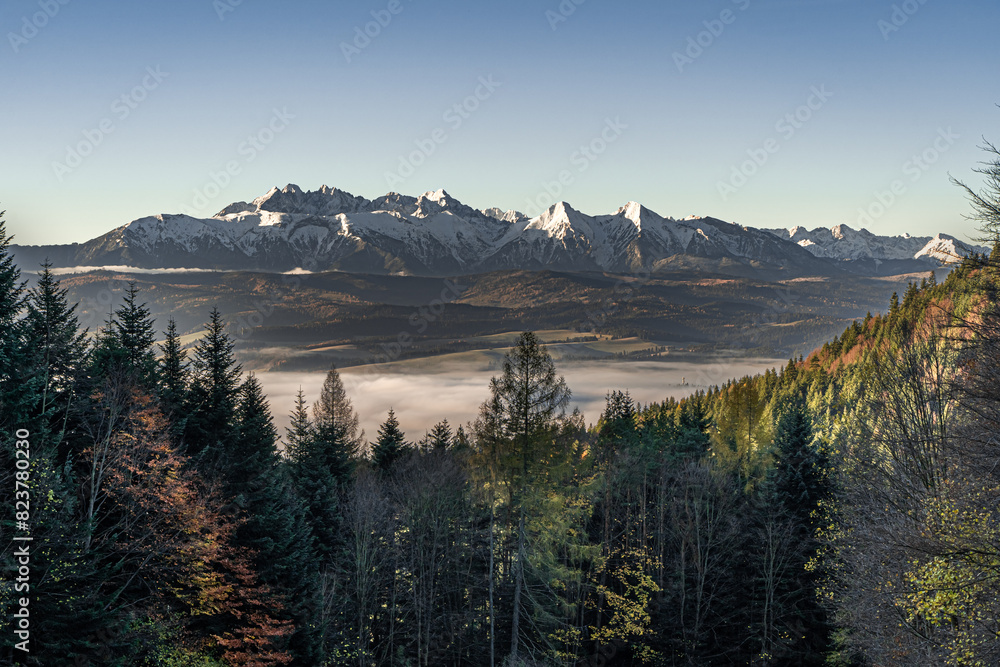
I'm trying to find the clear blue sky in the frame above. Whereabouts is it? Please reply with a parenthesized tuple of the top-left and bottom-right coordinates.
(1, 0, 998, 245)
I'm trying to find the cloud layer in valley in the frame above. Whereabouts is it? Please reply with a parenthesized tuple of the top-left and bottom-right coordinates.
(257, 358, 785, 446)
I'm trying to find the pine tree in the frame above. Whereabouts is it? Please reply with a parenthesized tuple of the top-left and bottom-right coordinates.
(233, 374, 322, 663)
(598, 390, 637, 459)
(0, 212, 34, 430)
(284, 388, 314, 461)
(759, 398, 833, 664)
(372, 408, 408, 472)
(157, 318, 188, 420)
(113, 282, 158, 386)
(288, 374, 357, 565)
(422, 419, 453, 452)
(24, 261, 89, 443)
(183, 309, 242, 464)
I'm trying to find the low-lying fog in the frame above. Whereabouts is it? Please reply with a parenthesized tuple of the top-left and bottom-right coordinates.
(257, 357, 785, 445)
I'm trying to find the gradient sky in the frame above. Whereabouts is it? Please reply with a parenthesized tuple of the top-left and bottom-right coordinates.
(2, 0, 998, 246)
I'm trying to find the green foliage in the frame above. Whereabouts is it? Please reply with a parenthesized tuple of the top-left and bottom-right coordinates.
(183, 308, 242, 464)
(420, 418, 453, 451)
(114, 282, 158, 385)
(9, 158, 1000, 665)
(158, 318, 189, 422)
(372, 408, 409, 472)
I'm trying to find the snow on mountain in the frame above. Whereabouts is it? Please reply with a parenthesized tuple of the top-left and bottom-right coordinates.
(12, 185, 982, 276)
(915, 234, 983, 263)
(765, 225, 987, 264)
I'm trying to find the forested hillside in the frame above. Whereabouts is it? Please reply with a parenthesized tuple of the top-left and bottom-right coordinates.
(2, 146, 1000, 665)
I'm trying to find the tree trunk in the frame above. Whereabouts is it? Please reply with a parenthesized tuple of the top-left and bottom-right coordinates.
(509, 510, 526, 665)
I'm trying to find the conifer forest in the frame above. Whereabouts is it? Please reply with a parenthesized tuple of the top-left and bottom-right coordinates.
(2, 146, 1000, 666)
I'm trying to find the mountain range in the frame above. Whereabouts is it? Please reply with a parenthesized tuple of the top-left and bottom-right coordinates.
(11, 185, 987, 276)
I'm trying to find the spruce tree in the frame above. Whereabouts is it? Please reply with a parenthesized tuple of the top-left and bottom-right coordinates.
(422, 419, 453, 451)
(24, 262, 88, 444)
(157, 318, 188, 430)
(233, 375, 322, 663)
(0, 220, 111, 662)
(113, 282, 158, 386)
(372, 408, 408, 472)
(288, 371, 358, 565)
(674, 393, 712, 459)
(770, 399, 829, 531)
(284, 388, 314, 461)
(183, 309, 242, 464)
(598, 390, 637, 459)
(230, 374, 280, 499)
(760, 398, 833, 664)
(0, 213, 33, 430)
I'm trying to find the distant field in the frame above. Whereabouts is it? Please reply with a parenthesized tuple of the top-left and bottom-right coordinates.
(57, 266, 921, 372)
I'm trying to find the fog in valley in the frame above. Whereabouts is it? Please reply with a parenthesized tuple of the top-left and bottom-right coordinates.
(257, 357, 786, 444)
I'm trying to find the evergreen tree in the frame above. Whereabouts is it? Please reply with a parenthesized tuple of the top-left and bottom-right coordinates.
(284, 388, 313, 461)
(306, 365, 361, 485)
(230, 374, 280, 501)
(24, 262, 88, 445)
(0, 213, 34, 431)
(453, 424, 471, 451)
(113, 283, 158, 386)
(597, 390, 637, 459)
(89, 313, 127, 381)
(770, 399, 829, 533)
(233, 374, 322, 663)
(157, 318, 188, 421)
(674, 393, 712, 459)
(183, 309, 242, 465)
(759, 398, 833, 664)
(421, 418, 453, 451)
(475, 332, 574, 665)
(288, 370, 359, 566)
(0, 219, 107, 662)
(372, 408, 408, 472)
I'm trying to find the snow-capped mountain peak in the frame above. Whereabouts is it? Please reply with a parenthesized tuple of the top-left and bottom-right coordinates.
(765, 224, 987, 264)
(14, 185, 984, 277)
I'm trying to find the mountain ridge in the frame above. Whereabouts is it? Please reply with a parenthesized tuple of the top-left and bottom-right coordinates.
(11, 184, 988, 277)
